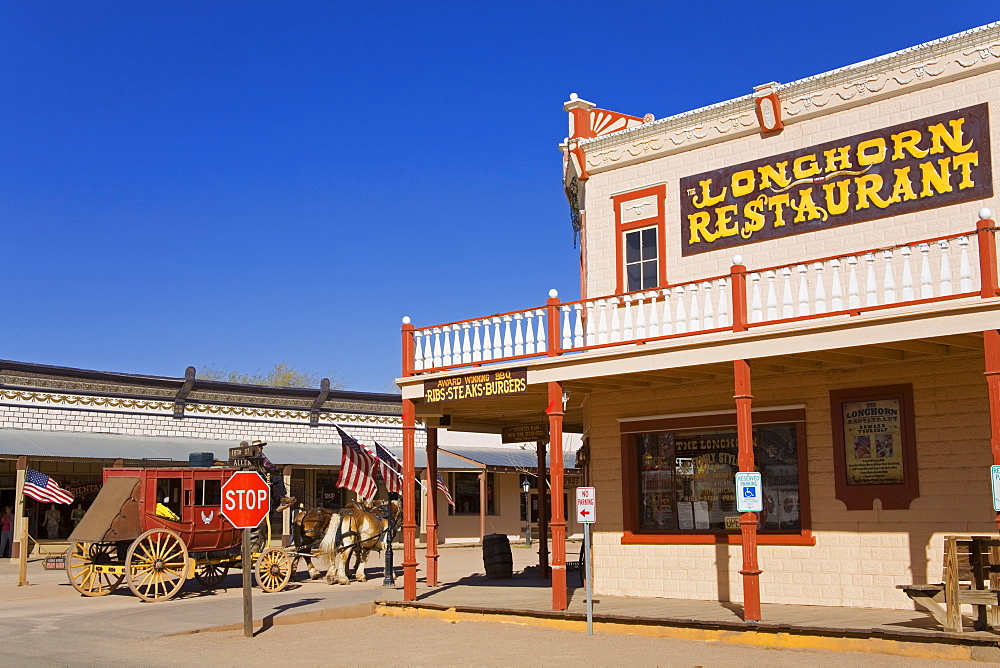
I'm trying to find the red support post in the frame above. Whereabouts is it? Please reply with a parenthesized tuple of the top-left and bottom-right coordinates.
(402, 318, 415, 377)
(425, 427, 440, 587)
(536, 440, 549, 579)
(731, 257, 749, 332)
(985, 330, 1000, 535)
(547, 290, 561, 357)
(734, 359, 762, 622)
(977, 214, 998, 299)
(547, 381, 568, 611)
(402, 400, 418, 601)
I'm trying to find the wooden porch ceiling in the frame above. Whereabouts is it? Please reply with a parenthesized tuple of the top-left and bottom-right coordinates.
(420, 333, 984, 435)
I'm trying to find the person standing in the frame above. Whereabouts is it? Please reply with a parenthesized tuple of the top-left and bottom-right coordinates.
(0, 507, 13, 558)
(44, 505, 61, 540)
(71, 504, 85, 529)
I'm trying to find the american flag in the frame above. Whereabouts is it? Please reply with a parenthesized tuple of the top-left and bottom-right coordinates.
(24, 468, 74, 504)
(335, 427, 378, 500)
(373, 441, 404, 496)
(436, 472, 456, 508)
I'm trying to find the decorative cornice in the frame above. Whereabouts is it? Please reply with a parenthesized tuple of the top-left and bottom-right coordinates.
(579, 22, 1000, 170)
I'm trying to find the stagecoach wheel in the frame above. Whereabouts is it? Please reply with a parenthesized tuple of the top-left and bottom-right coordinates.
(125, 528, 189, 602)
(254, 547, 292, 593)
(66, 542, 124, 596)
(194, 560, 229, 589)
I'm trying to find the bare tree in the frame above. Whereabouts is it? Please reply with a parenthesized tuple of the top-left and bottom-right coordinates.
(197, 362, 344, 389)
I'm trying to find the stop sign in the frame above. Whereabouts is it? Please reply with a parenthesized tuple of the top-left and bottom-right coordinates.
(220, 471, 271, 529)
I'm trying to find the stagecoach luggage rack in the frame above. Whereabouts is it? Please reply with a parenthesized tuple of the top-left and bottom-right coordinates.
(188, 452, 215, 467)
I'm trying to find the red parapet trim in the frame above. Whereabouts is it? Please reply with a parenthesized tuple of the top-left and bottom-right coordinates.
(621, 530, 816, 546)
(751, 229, 978, 275)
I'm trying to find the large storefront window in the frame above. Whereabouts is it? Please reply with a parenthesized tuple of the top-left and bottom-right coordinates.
(448, 472, 496, 516)
(628, 412, 805, 535)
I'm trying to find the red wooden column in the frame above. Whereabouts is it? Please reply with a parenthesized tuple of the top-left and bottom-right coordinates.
(986, 330, 1000, 535)
(478, 470, 487, 544)
(977, 211, 998, 298)
(730, 256, 748, 332)
(547, 381, 568, 610)
(401, 317, 418, 600)
(425, 427, 440, 587)
(735, 359, 762, 622)
(536, 439, 549, 578)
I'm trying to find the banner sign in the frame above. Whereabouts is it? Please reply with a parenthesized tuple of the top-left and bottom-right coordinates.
(501, 423, 549, 443)
(424, 368, 527, 403)
(842, 398, 904, 486)
(680, 103, 992, 255)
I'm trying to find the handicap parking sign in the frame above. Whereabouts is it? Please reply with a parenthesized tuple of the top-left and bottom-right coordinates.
(734, 472, 763, 512)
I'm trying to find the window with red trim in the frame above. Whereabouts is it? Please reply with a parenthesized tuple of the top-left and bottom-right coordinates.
(612, 185, 667, 295)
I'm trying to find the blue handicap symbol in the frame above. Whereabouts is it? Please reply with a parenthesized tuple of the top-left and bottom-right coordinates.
(742, 486, 756, 498)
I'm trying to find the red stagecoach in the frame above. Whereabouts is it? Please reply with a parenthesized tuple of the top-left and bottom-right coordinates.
(65, 465, 292, 602)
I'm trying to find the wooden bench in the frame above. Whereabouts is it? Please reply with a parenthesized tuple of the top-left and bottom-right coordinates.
(898, 535, 1000, 633)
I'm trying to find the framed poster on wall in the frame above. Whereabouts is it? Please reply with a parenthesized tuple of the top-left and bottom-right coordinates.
(830, 384, 918, 510)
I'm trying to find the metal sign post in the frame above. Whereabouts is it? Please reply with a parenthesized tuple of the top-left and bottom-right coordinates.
(220, 471, 271, 639)
(576, 486, 596, 635)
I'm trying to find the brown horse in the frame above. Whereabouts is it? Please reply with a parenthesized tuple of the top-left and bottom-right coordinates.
(317, 499, 401, 585)
(290, 507, 335, 580)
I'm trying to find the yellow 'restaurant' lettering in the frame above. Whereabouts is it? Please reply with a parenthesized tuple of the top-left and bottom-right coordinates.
(686, 111, 981, 246)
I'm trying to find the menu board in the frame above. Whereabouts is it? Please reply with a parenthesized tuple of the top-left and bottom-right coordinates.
(842, 398, 904, 485)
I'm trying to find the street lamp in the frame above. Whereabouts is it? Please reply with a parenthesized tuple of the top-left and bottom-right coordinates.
(522, 478, 531, 547)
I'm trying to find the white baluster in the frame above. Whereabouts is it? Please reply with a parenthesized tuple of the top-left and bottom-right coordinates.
(535, 309, 546, 353)
(502, 315, 513, 357)
(750, 273, 763, 323)
(847, 256, 861, 309)
(472, 321, 482, 363)
(781, 267, 794, 318)
(423, 329, 435, 367)
(648, 290, 661, 337)
(813, 262, 826, 314)
(864, 253, 878, 307)
(481, 319, 493, 361)
(432, 328, 442, 368)
(796, 265, 810, 316)
(634, 293, 647, 340)
(958, 236, 973, 293)
(882, 250, 896, 304)
(674, 286, 687, 333)
(573, 303, 584, 348)
(765, 271, 778, 320)
(461, 323, 472, 363)
(597, 300, 609, 345)
(442, 325, 453, 366)
(492, 317, 503, 359)
(716, 278, 730, 328)
(623, 296, 634, 341)
(585, 301, 597, 347)
(938, 239, 952, 296)
(609, 297, 621, 343)
(702, 281, 714, 329)
(900, 246, 914, 301)
(660, 289, 673, 335)
(919, 243, 933, 298)
(513, 313, 525, 356)
(561, 306, 572, 350)
(688, 284, 700, 331)
(413, 330, 424, 371)
(830, 259, 843, 311)
(523, 312, 535, 355)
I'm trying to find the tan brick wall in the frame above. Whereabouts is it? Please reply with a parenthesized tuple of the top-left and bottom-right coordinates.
(582, 70, 1000, 298)
(586, 350, 993, 609)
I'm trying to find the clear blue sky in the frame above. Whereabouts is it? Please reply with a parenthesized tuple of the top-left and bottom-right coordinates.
(1, 2, 996, 392)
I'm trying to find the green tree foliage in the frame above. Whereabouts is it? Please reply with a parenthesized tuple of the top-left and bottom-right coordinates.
(197, 362, 344, 389)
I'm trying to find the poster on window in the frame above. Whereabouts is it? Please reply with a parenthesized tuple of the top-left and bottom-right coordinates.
(842, 398, 904, 485)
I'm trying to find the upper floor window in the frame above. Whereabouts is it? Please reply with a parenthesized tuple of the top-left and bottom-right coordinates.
(612, 184, 666, 295)
(625, 226, 658, 292)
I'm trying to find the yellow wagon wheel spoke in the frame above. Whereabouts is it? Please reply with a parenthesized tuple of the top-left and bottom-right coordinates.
(66, 542, 124, 597)
(254, 548, 292, 593)
(194, 560, 229, 589)
(126, 528, 188, 602)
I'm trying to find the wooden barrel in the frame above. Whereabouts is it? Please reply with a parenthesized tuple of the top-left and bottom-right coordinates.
(482, 533, 513, 578)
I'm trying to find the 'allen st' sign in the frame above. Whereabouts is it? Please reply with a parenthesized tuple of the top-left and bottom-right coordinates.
(424, 368, 528, 403)
(681, 103, 992, 255)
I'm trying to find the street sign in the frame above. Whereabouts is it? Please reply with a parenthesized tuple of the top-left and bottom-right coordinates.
(992, 466, 1000, 511)
(229, 443, 262, 469)
(735, 472, 763, 513)
(220, 471, 270, 529)
(576, 486, 596, 523)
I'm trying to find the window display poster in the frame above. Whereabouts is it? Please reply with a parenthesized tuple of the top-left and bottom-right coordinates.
(842, 398, 904, 485)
